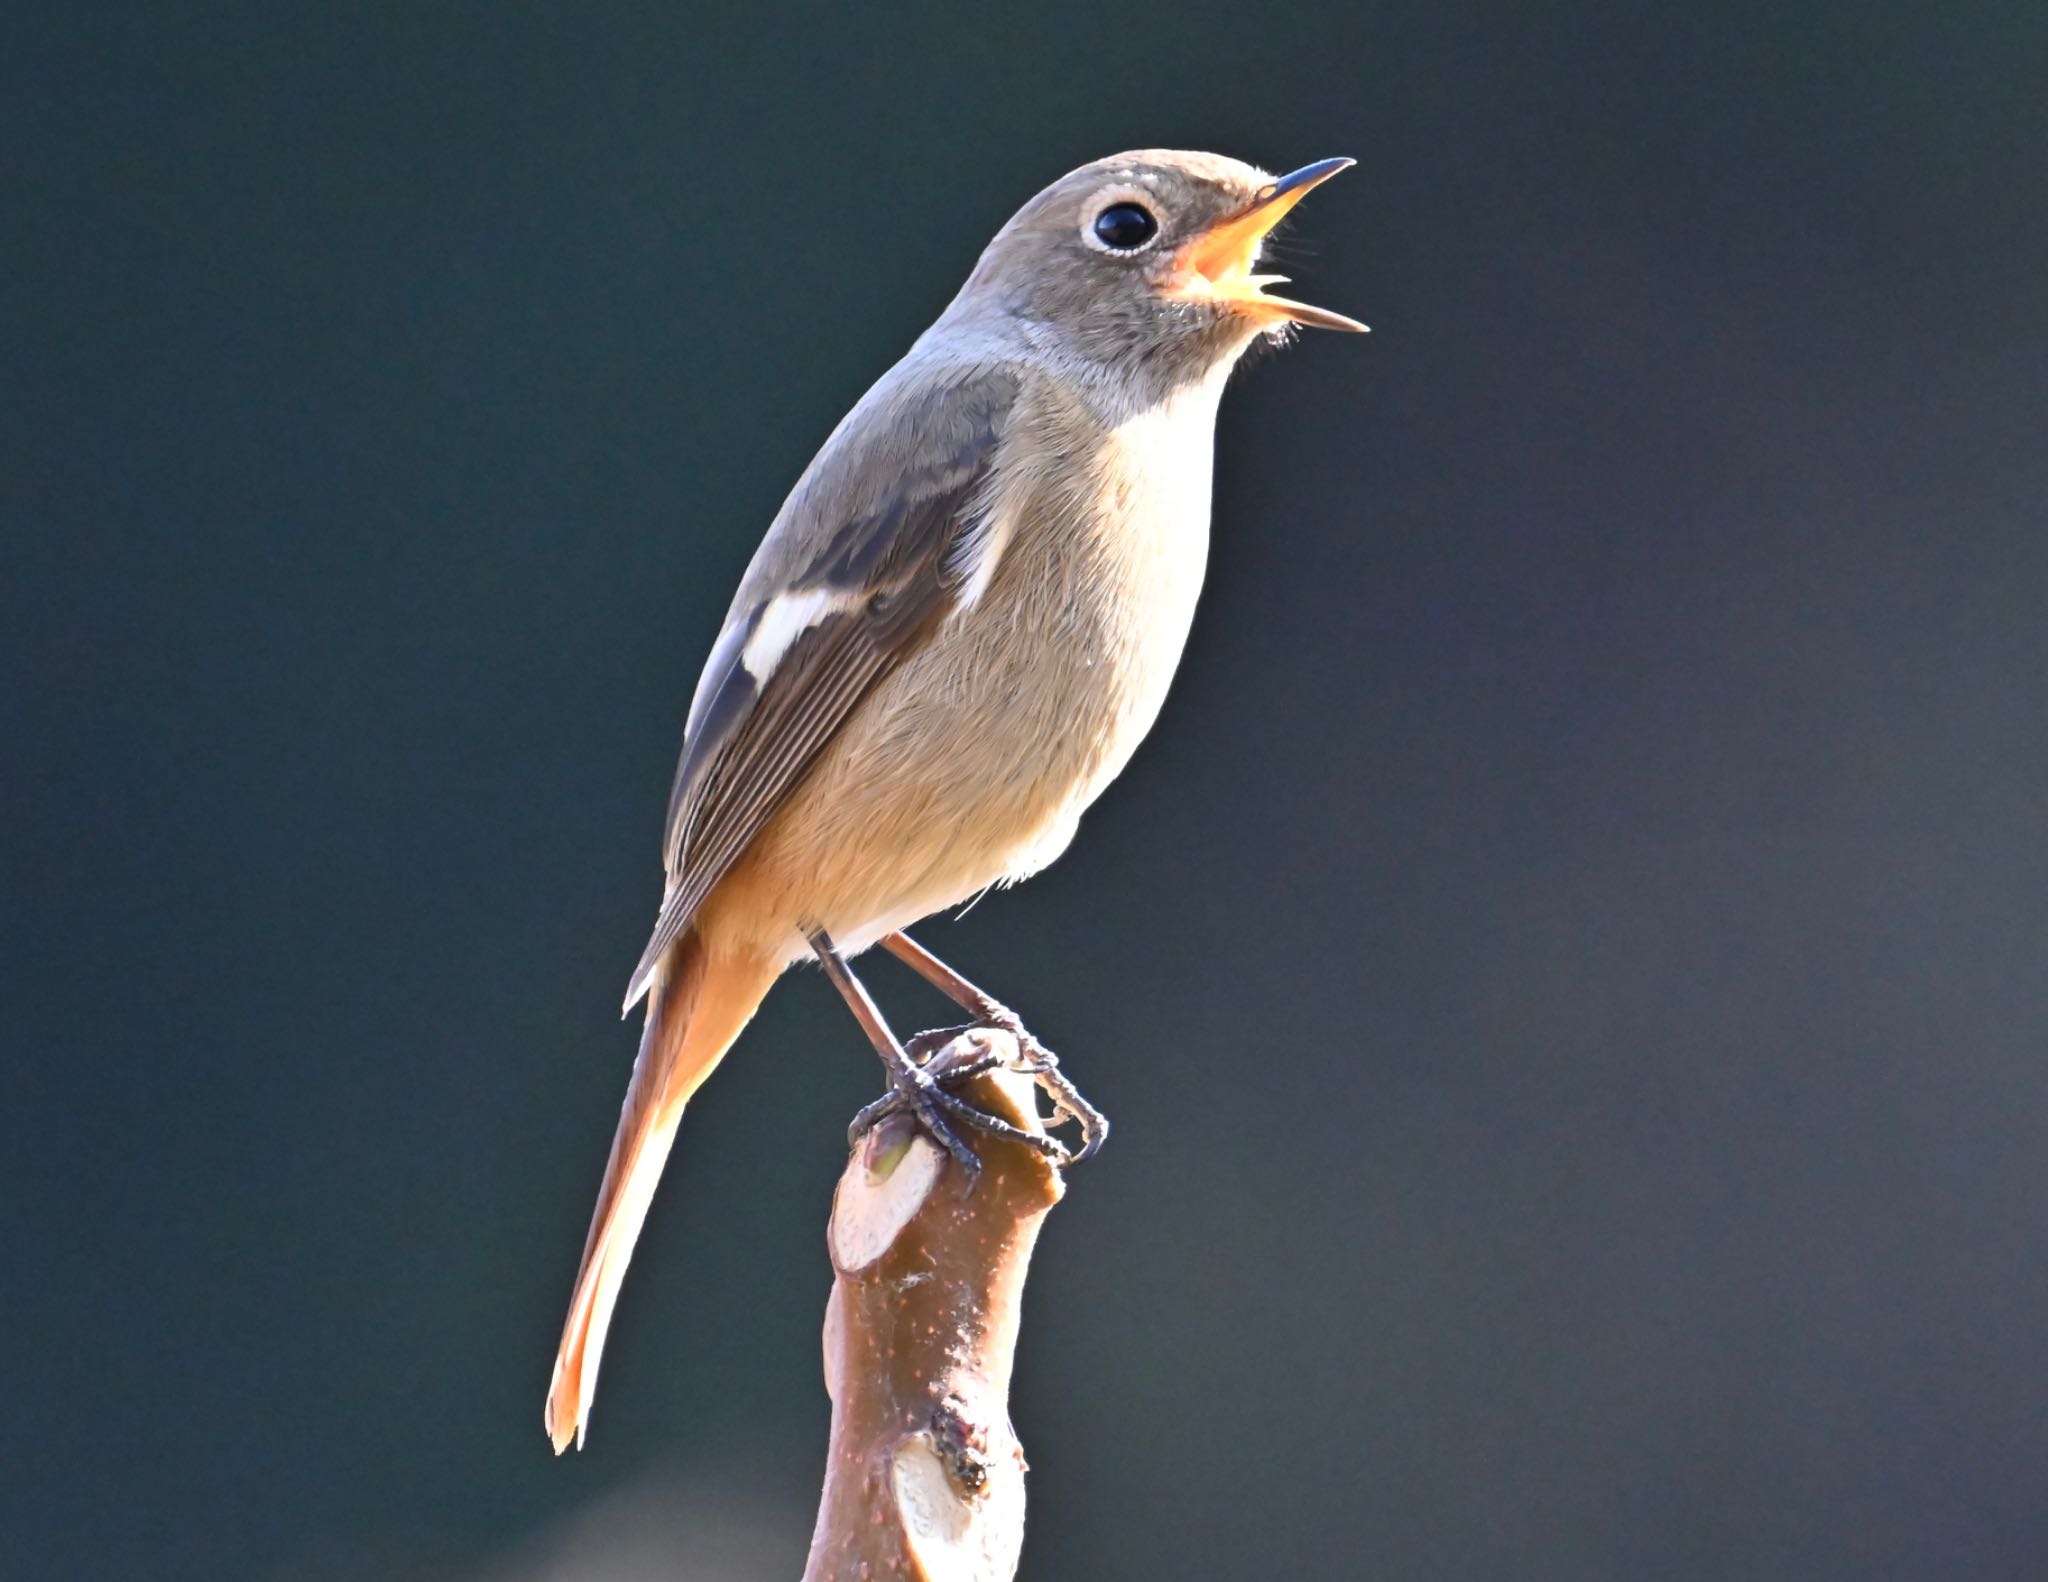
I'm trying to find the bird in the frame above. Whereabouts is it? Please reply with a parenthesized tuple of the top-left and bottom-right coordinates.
(545, 149, 1364, 1451)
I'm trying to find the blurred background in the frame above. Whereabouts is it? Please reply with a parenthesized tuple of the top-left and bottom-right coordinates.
(7, 2, 2046, 1578)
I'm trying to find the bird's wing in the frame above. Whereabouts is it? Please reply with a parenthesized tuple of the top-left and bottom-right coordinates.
(622, 365, 1018, 1009)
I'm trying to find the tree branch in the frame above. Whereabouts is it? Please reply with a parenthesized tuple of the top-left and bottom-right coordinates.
(803, 1029, 1066, 1582)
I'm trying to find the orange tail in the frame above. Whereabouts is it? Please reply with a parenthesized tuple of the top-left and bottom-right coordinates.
(545, 928, 778, 1452)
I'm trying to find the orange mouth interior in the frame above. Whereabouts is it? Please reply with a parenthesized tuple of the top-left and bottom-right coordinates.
(1162, 163, 1368, 334)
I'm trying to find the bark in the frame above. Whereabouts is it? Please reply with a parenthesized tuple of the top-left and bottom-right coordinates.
(802, 1028, 1065, 1582)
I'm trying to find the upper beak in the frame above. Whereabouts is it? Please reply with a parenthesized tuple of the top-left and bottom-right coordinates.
(1165, 156, 1367, 333)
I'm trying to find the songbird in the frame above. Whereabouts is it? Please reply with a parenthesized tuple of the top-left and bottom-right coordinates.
(546, 149, 1364, 1451)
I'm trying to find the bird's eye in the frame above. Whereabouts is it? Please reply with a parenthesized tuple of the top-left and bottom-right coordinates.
(1090, 201, 1158, 253)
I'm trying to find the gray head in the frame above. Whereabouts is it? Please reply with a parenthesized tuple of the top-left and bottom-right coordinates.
(947, 149, 1365, 382)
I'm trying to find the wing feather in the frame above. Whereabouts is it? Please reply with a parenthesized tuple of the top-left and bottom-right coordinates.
(623, 368, 1015, 1009)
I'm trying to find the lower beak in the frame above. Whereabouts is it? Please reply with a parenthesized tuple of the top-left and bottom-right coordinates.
(1164, 156, 1368, 333)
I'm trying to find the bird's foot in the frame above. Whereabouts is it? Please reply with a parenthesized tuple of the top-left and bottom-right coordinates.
(849, 1026, 1074, 1180)
(957, 1005, 1112, 1166)
(874, 933, 1112, 1166)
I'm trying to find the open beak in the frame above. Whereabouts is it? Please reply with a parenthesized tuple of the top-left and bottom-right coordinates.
(1165, 156, 1367, 333)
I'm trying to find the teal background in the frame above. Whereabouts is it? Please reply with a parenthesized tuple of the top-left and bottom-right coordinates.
(7, 2, 2047, 1578)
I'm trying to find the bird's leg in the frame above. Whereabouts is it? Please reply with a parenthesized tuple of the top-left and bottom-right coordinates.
(881, 931, 1111, 1164)
(808, 929, 1067, 1177)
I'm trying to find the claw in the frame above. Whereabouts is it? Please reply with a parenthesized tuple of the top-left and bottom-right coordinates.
(968, 1015, 1110, 1166)
(864, 933, 1115, 1168)
(848, 1031, 1074, 1174)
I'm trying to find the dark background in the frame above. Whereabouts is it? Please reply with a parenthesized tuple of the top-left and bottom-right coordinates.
(8, 2, 2046, 1578)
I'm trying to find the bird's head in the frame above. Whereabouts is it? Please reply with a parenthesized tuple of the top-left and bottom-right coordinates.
(953, 149, 1365, 379)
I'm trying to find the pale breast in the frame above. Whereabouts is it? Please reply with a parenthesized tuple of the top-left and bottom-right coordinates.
(988, 370, 1223, 828)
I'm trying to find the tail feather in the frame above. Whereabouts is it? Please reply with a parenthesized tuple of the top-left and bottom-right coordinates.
(545, 928, 776, 1452)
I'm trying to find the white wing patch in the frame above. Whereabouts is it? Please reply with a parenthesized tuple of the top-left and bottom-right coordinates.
(943, 491, 1010, 611)
(741, 588, 852, 681)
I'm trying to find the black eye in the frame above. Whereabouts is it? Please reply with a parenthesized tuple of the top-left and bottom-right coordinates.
(1091, 201, 1158, 252)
